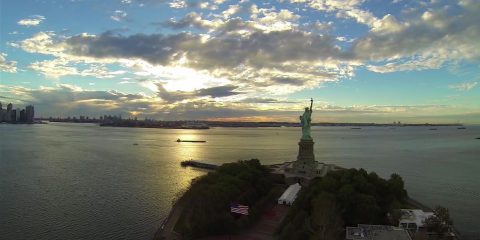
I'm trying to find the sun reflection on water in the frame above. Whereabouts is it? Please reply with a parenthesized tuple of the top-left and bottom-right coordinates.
(175, 133, 204, 160)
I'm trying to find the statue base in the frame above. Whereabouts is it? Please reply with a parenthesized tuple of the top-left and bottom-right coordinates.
(285, 139, 321, 181)
(296, 139, 315, 163)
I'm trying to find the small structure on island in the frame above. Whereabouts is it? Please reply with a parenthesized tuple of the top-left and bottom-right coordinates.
(278, 183, 302, 205)
(280, 98, 339, 183)
(398, 209, 434, 232)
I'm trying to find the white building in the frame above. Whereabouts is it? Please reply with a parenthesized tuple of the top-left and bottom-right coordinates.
(278, 183, 301, 205)
(398, 209, 434, 232)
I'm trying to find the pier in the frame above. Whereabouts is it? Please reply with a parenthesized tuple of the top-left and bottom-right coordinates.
(180, 160, 219, 170)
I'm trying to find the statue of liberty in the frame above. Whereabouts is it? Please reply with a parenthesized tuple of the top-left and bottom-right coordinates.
(300, 98, 313, 140)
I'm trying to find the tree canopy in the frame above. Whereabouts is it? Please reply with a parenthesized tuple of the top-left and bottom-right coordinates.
(174, 159, 280, 239)
(424, 206, 453, 235)
(277, 168, 409, 240)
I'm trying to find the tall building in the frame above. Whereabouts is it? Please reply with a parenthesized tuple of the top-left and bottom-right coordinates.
(0, 103, 36, 123)
(20, 109, 26, 122)
(6, 103, 13, 122)
(26, 105, 35, 123)
(11, 109, 17, 123)
(0, 102, 3, 122)
(16, 108, 21, 122)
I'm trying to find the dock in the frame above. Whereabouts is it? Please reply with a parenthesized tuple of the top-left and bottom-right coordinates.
(180, 160, 219, 170)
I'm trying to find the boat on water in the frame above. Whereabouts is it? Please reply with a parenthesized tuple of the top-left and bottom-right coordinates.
(176, 138, 206, 143)
(351, 127, 362, 129)
(457, 127, 466, 129)
(429, 128, 438, 130)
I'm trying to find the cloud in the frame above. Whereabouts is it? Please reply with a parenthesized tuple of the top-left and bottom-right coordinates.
(351, 1, 480, 68)
(28, 58, 126, 79)
(366, 56, 444, 73)
(159, 12, 216, 29)
(169, 0, 187, 8)
(119, 80, 135, 84)
(17, 27, 346, 94)
(111, 10, 128, 22)
(2, 84, 478, 123)
(11, 1, 480, 104)
(270, 76, 305, 86)
(156, 83, 239, 102)
(292, 0, 480, 75)
(19, 31, 67, 56)
(160, 7, 300, 33)
(0, 84, 154, 117)
(17, 32, 127, 79)
(291, 0, 378, 27)
(0, 53, 17, 73)
(449, 81, 478, 91)
(17, 15, 45, 26)
(0, 83, 259, 119)
(65, 32, 193, 65)
(168, 0, 206, 8)
(197, 85, 240, 97)
(249, 8, 300, 32)
(238, 97, 296, 103)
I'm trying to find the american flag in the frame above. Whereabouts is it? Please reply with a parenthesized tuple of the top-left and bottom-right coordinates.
(230, 203, 249, 215)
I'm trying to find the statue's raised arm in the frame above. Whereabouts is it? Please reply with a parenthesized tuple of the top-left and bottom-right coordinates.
(310, 98, 313, 112)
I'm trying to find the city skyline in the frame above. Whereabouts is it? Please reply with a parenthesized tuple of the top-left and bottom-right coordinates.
(0, 102, 35, 123)
(1, 0, 479, 123)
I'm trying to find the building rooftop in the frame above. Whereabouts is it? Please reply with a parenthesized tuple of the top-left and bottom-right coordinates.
(399, 209, 434, 227)
(278, 183, 301, 205)
(346, 224, 412, 240)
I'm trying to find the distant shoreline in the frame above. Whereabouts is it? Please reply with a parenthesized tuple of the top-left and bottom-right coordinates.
(100, 122, 463, 129)
(42, 120, 463, 129)
(0, 121, 44, 125)
(3, 120, 464, 129)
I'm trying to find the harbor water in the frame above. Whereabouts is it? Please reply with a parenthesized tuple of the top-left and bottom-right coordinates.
(1, 123, 479, 239)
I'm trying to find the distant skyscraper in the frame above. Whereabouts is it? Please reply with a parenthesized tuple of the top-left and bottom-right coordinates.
(16, 108, 21, 122)
(11, 109, 17, 123)
(26, 105, 35, 123)
(0, 102, 3, 122)
(20, 109, 26, 122)
(0, 103, 35, 123)
(6, 103, 13, 122)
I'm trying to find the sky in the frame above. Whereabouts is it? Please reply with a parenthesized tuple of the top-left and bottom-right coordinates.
(0, 0, 479, 123)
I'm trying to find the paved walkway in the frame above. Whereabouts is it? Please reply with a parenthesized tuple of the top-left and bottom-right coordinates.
(153, 203, 183, 240)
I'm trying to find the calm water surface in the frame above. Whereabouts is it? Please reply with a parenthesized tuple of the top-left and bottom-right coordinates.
(1, 123, 479, 239)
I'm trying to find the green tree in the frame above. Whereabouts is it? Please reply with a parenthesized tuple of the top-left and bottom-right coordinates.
(310, 193, 343, 240)
(387, 173, 408, 202)
(277, 168, 410, 239)
(424, 206, 453, 235)
(174, 159, 276, 238)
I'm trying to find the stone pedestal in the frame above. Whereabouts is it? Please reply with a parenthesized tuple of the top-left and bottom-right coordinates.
(289, 139, 318, 179)
(296, 139, 315, 163)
